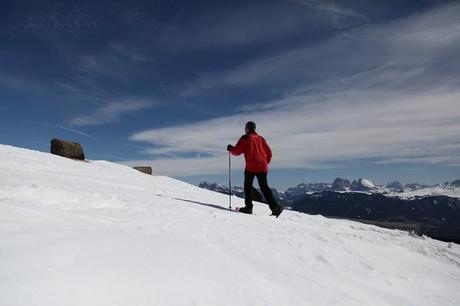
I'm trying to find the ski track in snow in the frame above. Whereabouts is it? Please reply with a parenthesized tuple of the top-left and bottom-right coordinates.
(1, 144, 459, 306)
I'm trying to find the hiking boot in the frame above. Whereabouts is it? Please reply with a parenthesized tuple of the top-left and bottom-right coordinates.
(270, 206, 284, 218)
(238, 206, 253, 214)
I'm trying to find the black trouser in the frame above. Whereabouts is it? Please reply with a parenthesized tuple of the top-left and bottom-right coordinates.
(244, 170, 280, 212)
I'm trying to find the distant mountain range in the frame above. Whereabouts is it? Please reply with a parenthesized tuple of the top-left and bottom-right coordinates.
(290, 191, 460, 243)
(199, 178, 460, 205)
(199, 178, 460, 243)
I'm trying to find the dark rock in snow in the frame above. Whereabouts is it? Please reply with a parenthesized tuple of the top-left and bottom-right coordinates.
(133, 166, 152, 175)
(50, 138, 85, 160)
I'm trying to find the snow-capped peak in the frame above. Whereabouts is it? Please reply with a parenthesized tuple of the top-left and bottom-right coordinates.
(360, 178, 376, 188)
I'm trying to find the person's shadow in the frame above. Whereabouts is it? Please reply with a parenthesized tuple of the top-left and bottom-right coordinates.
(158, 195, 232, 211)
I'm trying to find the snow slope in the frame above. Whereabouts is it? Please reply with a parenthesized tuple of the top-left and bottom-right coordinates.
(1, 144, 459, 306)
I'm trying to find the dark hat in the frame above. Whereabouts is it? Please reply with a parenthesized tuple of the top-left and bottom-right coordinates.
(245, 121, 256, 131)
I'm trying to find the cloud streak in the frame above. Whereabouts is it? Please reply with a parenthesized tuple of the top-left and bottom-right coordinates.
(71, 99, 155, 127)
(287, 0, 367, 20)
(39, 123, 95, 138)
(180, 2, 460, 98)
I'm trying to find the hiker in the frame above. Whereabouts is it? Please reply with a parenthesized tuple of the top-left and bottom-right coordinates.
(227, 121, 284, 217)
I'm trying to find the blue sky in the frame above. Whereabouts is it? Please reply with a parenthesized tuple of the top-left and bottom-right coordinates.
(1, 0, 459, 190)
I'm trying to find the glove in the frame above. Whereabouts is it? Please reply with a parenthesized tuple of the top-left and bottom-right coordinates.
(227, 144, 234, 151)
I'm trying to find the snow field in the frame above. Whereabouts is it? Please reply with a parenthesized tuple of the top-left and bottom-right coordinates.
(1, 144, 459, 306)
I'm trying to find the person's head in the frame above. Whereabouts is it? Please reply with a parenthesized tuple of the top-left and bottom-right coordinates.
(245, 121, 256, 134)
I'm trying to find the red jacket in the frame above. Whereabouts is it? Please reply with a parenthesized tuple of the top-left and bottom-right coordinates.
(230, 132, 272, 173)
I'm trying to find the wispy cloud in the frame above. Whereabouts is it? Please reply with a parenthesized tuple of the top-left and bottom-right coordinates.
(160, 1, 366, 51)
(70, 52, 151, 89)
(71, 99, 155, 127)
(109, 42, 154, 63)
(287, 0, 367, 20)
(180, 2, 460, 98)
(52, 39, 159, 112)
(125, 3, 460, 176)
(39, 123, 95, 138)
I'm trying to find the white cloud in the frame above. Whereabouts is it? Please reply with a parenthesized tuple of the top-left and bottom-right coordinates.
(125, 88, 460, 176)
(124, 2, 460, 177)
(71, 99, 154, 127)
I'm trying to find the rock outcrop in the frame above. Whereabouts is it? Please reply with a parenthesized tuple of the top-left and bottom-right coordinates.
(50, 138, 85, 160)
(331, 178, 351, 191)
(133, 166, 152, 175)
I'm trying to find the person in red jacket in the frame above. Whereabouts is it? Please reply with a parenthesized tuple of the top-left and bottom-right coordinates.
(227, 121, 284, 217)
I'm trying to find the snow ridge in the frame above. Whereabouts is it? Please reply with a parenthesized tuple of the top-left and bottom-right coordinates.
(1, 144, 460, 306)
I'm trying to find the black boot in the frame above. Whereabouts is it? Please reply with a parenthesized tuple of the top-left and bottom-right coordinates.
(270, 206, 284, 218)
(238, 206, 253, 214)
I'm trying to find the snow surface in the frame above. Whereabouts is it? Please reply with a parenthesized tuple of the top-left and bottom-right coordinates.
(388, 186, 460, 199)
(1, 144, 460, 306)
(360, 179, 376, 189)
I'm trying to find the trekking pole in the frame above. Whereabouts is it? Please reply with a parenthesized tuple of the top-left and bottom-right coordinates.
(228, 151, 232, 210)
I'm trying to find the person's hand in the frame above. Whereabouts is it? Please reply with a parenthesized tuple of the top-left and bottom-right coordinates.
(227, 144, 234, 151)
